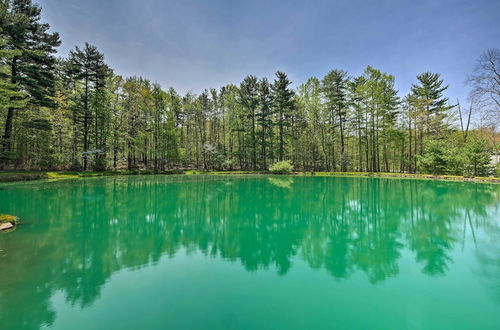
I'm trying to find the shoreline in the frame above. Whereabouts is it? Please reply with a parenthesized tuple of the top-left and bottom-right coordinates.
(0, 170, 499, 184)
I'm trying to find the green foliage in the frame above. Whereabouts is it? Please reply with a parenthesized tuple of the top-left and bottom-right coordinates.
(418, 139, 464, 175)
(269, 160, 294, 174)
(271, 71, 295, 162)
(0, 0, 496, 177)
(463, 137, 492, 176)
(0, 36, 26, 111)
(418, 135, 493, 176)
(410, 72, 453, 135)
(268, 176, 294, 189)
(66, 43, 111, 170)
(0, 149, 16, 164)
(69, 159, 83, 172)
(0, 0, 61, 165)
(322, 69, 349, 170)
(92, 155, 107, 172)
(0, 213, 18, 224)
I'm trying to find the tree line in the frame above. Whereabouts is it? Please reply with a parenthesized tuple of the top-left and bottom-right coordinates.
(1, 0, 498, 175)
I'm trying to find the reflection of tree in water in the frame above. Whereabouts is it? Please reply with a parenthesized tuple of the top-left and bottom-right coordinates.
(0, 176, 498, 329)
(473, 190, 500, 303)
(268, 176, 294, 189)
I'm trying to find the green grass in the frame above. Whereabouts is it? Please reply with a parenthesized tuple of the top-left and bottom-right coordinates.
(0, 171, 48, 182)
(0, 214, 18, 224)
(297, 171, 500, 183)
(0, 170, 498, 183)
(186, 170, 267, 175)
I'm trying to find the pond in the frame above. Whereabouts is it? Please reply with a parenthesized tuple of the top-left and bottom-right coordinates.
(0, 175, 499, 329)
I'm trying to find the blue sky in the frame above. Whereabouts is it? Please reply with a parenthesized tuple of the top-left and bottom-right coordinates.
(38, 0, 499, 101)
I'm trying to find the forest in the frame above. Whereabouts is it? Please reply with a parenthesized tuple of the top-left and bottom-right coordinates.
(1, 0, 499, 176)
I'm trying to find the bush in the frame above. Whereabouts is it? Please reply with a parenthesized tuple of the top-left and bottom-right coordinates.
(418, 139, 468, 175)
(220, 158, 235, 171)
(418, 140, 454, 175)
(269, 160, 294, 174)
(463, 137, 492, 177)
(418, 136, 493, 177)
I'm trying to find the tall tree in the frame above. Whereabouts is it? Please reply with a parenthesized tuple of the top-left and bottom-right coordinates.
(357, 67, 399, 172)
(296, 77, 325, 170)
(0, 34, 25, 114)
(0, 0, 60, 165)
(271, 71, 295, 161)
(66, 43, 110, 170)
(410, 72, 452, 137)
(322, 69, 349, 170)
(239, 75, 259, 169)
(347, 76, 367, 171)
(257, 77, 273, 169)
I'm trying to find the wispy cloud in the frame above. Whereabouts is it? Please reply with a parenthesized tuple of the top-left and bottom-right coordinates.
(38, 0, 500, 99)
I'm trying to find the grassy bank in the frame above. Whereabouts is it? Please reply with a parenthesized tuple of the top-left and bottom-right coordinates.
(0, 170, 182, 182)
(296, 171, 500, 183)
(0, 170, 499, 184)
(191, 170, 500, 183)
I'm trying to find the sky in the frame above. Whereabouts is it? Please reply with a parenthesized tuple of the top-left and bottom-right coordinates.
(38, 0, 499, 101)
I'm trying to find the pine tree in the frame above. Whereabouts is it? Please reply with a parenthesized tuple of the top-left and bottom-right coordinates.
(257, 78, 273, 169)
(271, 71, 295, 161)
(347, 76, 367, 171)
(0, 36, 25, 111)
(410, 72, 453, 136)
(1, 0, 60, 164)
(66, 43, 110, 170)
(464, 136, 492, 176)
(238, 75, 259, 169)
(322, 69, 349, 170)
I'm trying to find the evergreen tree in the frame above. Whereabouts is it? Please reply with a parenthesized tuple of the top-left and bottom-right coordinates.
(347, 76, 367, 171)
(410, 72, 453, 136)
(257, 78, 273, 169)
(238, 75, 259, 169)
(322, 69, 349, 170)
(0, 0, 60, 164)
(464, 136, 492, 176)
(0, 35, 25, 113)
(66, 43, 110, 170)
(271, 71, 295, 161)
(0, 0, 495, 177)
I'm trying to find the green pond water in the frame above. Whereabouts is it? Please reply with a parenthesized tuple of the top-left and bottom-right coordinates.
(0, 175, 499, 330)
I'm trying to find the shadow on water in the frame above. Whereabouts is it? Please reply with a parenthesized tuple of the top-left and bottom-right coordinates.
(0, 175, 499, 329)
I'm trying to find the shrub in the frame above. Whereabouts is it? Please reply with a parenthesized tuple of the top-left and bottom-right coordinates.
(463, 137, 492, 177)
(418, 140, 452, 174)
(0, 214, 19, 224)
(220, 158, 235, 171)
(269, 161, 294, 174)
(418, 139, 465, 175)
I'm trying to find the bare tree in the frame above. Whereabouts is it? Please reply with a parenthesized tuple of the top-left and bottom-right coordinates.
(467, 49, 500, 128)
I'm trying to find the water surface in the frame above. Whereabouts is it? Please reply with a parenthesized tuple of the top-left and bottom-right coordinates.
(0, 175, 499, 329)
